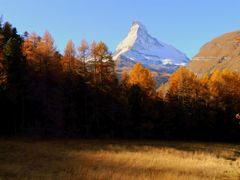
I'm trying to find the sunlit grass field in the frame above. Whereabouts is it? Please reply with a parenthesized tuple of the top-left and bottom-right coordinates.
(0, 138, 239, 180)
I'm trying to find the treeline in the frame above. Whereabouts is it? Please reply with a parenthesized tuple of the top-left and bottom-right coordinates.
(0, 20, 239, 140)
(159, 67, 240, 140)
(0, 20, 120, 137)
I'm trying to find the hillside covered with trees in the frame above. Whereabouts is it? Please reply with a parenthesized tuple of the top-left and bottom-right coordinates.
(0, 20, 240, 140)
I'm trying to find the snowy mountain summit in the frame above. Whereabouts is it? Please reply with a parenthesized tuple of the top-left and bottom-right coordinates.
(114, 21, 189, 75)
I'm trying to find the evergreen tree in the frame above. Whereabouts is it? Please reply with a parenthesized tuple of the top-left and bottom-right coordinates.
(0, 21, 24, 134)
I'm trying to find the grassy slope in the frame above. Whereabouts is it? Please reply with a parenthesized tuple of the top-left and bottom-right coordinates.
(0, 139, 239, 180)
(188, 31, 240, 75)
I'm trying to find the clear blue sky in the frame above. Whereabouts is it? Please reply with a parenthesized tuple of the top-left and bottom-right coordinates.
(1, 0, 240, 58)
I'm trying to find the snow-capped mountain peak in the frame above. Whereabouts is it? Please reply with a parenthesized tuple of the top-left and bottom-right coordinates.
(116, 21, 148, 52)
(114, 21, 189, 70)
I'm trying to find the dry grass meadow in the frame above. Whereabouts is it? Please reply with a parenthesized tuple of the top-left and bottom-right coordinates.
(0, 138, 240, 180)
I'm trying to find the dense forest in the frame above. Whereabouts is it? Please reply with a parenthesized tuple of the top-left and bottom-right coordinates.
(0, 20, 240, 140)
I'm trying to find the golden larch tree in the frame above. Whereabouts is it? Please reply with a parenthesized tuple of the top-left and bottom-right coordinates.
(167, 67, 198, 103)
(62, 40, 76, 73)
(78, 39, 89, 74)
(128, 63, 155, 96)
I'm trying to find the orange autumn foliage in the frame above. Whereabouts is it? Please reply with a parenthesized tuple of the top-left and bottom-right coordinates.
(126, 63, 155, 96)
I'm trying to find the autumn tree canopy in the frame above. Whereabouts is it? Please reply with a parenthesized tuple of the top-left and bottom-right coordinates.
(62, 40, 76, 73)
(126, 63, 155, 96)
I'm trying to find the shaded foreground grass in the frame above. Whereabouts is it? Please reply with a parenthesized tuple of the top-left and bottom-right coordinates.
(0, 138, 240, 180)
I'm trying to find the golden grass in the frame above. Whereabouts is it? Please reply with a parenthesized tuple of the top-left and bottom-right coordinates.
(0, 139, 239, 180)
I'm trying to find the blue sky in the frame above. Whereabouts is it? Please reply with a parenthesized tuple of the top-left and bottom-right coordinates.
(1, 0, 240, 58)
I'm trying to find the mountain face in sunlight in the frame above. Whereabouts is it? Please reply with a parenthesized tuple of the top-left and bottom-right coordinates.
(188, 31, 240, 75)
(113, 21, 189, 83)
